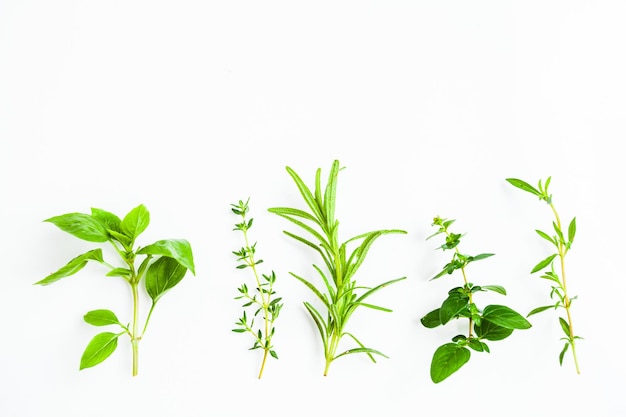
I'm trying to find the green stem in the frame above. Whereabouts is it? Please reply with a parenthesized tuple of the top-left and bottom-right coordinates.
(550, 203, 580, 374)
(131, 282, 140, 377)
(324, 331, 340, 376)
(446, 228, 474, 338)
(140, 302, 157, 338)
(258, 349, 269, 380)
(241, 216, 271, 379)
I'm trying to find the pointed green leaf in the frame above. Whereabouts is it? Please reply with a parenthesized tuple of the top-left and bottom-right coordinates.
(90, 208, 121, 234)
(506, 178, 541, 197)
(333, 347, 389, 361)
(527, 305, 555, 317)
(107, 229, 132, 247)
(302, 302, 328, 355)
(145, 256, 189, 303)
(535, 229, 556, 245)
(559, 342, 570, 365)
(344, 230, 407, 282)
(45, 213, 109, 242)
(482, 305, 532, 330)
(283, 166, 325, 222)
(35, 249, 104, 285)
(323, 160, 340, 227)
(138, 239, 195, 275)
(481, 285, 507, 295)
(83, 309, 122, 327)
(559, 317, 571, 337)
(105, 268, 133, 278)
(354, 276, 406, 304)
(553, 221, 565, 245)
(468, 253, 495, 262)
(531, 254, 557, 274)
(568, 217, 576, 245)
(79, 332, 119, 370)
(355, 302, 392, 312)
(120, 204, 150, 241)
(430, 266, 453, 281)
(430, 343, 471, 383)
(290, 272, 330, 309)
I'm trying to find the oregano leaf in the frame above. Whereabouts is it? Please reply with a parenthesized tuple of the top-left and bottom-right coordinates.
(482, 305, 532, 330)
(430, 343, 471, 383)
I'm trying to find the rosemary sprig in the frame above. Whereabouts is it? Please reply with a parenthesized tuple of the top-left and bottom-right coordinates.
(269, 159, 407, 376)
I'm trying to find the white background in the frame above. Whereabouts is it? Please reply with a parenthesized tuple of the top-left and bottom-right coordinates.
(1, 1, 624, 416)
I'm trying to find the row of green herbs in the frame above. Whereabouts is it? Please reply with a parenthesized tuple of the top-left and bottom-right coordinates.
(37, 168, 580, 381)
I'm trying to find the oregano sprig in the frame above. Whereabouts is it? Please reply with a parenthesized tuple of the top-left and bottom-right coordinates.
(506, 177, 582, 374)
(36, 204, 195, 376)
(269, 160, 407, 376)
(421, 216, 531, 383)
(231, 198, 283, 379)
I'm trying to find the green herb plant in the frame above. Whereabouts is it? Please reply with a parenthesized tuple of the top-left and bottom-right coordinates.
(231, 198, 283, 379)
(269, 160, 407, 376)
(36, 204, 195, 376)
(421, 216, 531, 383)
(506, 177, 581, 374)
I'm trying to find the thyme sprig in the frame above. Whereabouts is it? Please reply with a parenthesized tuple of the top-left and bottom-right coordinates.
(231, 198, 282, 379)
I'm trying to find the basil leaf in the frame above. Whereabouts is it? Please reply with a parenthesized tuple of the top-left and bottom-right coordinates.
(45, 213, 109, 242)
(138, 239, 195, 275)
(35, 249, 103, 285)
(145, 256, 189, 303)
(84, 309, 122, 327)
(79, 332, 119, 370)
(120, 204, 150, 241)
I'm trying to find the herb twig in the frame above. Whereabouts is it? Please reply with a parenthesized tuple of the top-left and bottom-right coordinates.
(507, 177, 581, 374)
(231, 198, 282, 379)
(421, 216, 531, 383)
(269, 160, 407, 376)
(36, 204, 195, 376)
